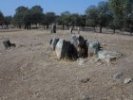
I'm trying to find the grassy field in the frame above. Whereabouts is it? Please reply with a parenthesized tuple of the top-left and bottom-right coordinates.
(0, 29, 133, 100)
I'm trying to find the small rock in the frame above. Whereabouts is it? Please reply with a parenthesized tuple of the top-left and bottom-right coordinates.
(80, 78, 90, 83)
(123, 78, 132, 84)
(80, 95, 90, 100)
(113, 72, 123, 81)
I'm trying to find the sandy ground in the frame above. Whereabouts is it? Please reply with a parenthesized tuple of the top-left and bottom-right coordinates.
(0, 29, 133, 100)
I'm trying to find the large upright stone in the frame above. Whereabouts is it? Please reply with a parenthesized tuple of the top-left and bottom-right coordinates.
(49, 37, 59, 50)
(55, 39, 78, 60)
(87, 40, 102, 56)
(71, 34, 88, 58)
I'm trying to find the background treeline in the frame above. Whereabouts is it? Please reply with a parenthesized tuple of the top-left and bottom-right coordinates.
(0, 0, 133, 35)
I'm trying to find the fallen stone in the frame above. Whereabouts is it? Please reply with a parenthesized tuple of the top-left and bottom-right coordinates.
(123, 78, 132, 84)
(97, 50, 122, 63)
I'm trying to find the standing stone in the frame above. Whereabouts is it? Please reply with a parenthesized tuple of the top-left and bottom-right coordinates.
(49, 37, 59, 50)
(87, 40, 102, 56)
(69, 26, 74, 34)
(77, 27, 80, 34)
(71, 34, 88, 58)
(55, 39, 78, 60)
(51, 23, 56, 33)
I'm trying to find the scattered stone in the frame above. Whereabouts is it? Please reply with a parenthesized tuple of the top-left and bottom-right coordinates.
(123, 78, 132, 84)
(3, 39, 16, 49)
(97, 50, 122, 63)
(80, 78, 90, 83)
(49, 37, 59, 50)
(113, 72, 123, 81)
(80, 95, 90, 100)
(55, 39, 78, 60)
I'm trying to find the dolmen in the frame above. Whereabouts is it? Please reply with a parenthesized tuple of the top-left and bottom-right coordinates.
(3, 39, 16, 49)
(49, 34, 122, 63)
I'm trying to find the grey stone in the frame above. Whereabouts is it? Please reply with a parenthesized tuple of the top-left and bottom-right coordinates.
(55, 39, 78, 60)
(87, 40, 102, 56)
(123, 78, 132, 84)
(51, 24, 56, 33)
(97, 50, 122, 63)
(3, 39, 16, 49)
(113, 72, 123, 81)
(80, 78, 90, 83)
(71, 34, 88, 58)
(49, 37, 59, 50)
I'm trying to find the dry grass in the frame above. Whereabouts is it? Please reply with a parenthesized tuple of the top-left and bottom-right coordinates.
(0, 29, 133, 100)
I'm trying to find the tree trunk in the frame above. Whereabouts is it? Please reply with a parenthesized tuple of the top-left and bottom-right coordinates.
(99, 26, 102, 33)
(62, 24, 64, 30)
(46, 24, 49, 29)
(113, 27, 116, 34)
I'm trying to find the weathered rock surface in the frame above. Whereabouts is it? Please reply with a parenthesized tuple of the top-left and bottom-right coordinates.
(51, 24, 56, 33)
(71, 34, 88, 58)
(55, 39, 78, 60)
(87, 40, 102, 56)
(49, 37, 59, 50)
(97, 50, 122, 63)
(123, 78, 132, 84)
(3, 39, 16, 49)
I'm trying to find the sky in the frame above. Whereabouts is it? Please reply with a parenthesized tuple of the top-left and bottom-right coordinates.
(0, 0, 106, 16)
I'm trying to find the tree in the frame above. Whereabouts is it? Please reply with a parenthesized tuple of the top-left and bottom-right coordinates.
(97, 1, 110, 33)
(85, 5, 98, 31)
(4, 16, 13, 28)
(13, 6, 29, 29)
(30, 5, 44, 28)
(59, 11, 71, 29)
(109, 0, 125, 31)
(44, 12, 56, 29)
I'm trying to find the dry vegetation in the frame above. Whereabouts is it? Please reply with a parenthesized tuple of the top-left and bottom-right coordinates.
(0, 29, 133, 100)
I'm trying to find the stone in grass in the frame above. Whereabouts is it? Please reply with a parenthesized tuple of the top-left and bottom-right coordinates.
(49, 37, 59, 50)
(3, 39, 16, 49)
(97, 50, 122, 63)
(55, 39, 78, 60)
(80, 95, 90, 100)
(123, 78, 132, 84)
(113, 72, 123, 81)
(80, 78, 90, 83)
